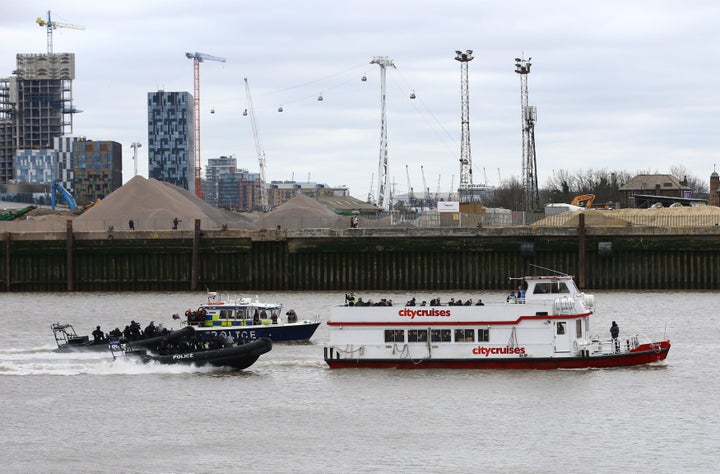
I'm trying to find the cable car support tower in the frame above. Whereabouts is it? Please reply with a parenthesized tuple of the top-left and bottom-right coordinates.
(370, 56, 395, 211)
(515, 55, 538, 211)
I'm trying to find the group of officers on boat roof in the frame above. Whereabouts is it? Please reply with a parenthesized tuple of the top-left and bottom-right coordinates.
(91, 320, 166, 343)
(345, 293, 486, 307)
(183, 307, 299, 325)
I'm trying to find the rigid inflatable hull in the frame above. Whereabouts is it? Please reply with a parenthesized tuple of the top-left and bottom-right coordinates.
(138, 338, 272, 370)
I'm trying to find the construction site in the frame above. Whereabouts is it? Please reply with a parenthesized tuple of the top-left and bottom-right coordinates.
(2, 13, 720, 292)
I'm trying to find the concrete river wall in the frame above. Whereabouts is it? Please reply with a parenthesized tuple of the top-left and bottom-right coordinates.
(3, 219, 720, 291)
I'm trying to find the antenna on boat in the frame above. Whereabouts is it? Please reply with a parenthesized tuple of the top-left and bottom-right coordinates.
(529, 264, 569, 276)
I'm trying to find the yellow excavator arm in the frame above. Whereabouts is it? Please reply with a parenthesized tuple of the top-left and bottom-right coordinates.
(571, 194, 595, 208)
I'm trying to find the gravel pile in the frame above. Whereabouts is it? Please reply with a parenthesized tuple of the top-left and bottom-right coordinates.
(533, 206, 720, 227)
(74, 176, 256, 231)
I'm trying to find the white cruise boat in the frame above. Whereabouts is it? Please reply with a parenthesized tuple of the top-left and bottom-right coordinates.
(324, 275, 670, 369)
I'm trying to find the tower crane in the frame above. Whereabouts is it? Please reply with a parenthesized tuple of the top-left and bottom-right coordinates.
(185, 51, 226, 199)
(243, 78, 269, 211)
(405, 165, 414, 206)
(367, 173, 376, 205)
(36, 10, 84, 54)
(420, 165, 430, 202)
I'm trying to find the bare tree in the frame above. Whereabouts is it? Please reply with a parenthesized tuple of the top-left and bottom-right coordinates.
(485, 176, 524, 210)
(670, 165, 709, 198)
(486, 166, 708, 211)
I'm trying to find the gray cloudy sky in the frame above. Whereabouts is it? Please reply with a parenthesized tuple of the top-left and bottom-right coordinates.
(2, 0, 718, 200)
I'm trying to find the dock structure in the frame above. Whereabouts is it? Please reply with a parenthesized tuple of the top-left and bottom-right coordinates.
(3, 218, 720, 291)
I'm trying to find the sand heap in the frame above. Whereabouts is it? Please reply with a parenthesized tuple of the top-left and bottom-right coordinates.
(533, 206, 720, 227)
(74, 176, 256, 231)
(255, 194, 343, 230)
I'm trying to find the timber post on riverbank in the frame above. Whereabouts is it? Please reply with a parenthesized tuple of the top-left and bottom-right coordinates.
(2, 220, 720, 292)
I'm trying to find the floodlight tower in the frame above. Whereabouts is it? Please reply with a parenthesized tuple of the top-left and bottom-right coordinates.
(455, 50, 474, 203)
(515, 55, 539, 211)
(370, 56, 395, 211)
(130, 142, 142, 177)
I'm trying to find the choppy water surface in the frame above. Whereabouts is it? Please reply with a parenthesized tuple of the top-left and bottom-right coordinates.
(1, 290, 717, 473)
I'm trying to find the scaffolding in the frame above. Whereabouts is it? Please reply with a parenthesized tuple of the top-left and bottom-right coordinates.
(0, 53, 76, 184)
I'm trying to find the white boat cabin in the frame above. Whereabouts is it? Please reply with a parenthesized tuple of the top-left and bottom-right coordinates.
(326, 276, 643, 360)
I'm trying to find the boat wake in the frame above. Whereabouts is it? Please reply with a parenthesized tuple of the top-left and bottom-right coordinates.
(257, 358, 327, 369)
(0, 347, 232, 376)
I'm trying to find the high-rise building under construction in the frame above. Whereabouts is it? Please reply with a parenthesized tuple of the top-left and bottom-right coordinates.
(0, 53, 77, 184)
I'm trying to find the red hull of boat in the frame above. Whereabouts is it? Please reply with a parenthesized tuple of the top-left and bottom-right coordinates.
(325, 340, 670, 370)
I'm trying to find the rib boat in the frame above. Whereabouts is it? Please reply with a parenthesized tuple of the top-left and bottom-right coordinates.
(113, 326, 272, 370)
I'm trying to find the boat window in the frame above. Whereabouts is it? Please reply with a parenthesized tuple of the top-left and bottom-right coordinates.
(478, 328, 489, 342)
(384, 330, 405, 343)
(220, 310, 228, 319)
(576, 320, 582, 338)
(408, 329, 428, 342)
(556, 322, 566, 335)
(534, 282, 571, 294)
(431, 329, 451, 342)
(454, 329, 474, 342)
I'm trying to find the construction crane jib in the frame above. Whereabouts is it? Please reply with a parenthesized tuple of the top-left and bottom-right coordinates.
(185, 52, 226, 199)
(36, 11, 84, 54)
(243, 78, 269, 212)
(370, 56, 395, 211)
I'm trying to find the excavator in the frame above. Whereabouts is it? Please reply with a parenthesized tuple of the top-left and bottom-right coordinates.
(51, 181, 77, 211)
(570, 194, 595, 208)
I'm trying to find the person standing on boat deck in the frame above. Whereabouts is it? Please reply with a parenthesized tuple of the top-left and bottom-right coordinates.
(610, 321, 620, 352)
(92, 326, 104, 342)
(129, 320, 142, 340)
(144, 321, 157, 338)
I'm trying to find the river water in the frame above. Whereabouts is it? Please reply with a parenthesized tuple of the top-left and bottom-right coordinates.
(1, 289, 717, 473)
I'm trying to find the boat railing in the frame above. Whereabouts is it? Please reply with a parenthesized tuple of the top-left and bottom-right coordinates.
(579, 334, 641, 355)
(553, 296, 576, 314)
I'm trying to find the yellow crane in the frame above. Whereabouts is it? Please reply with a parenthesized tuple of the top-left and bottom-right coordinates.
(36, 11, 84, 54)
